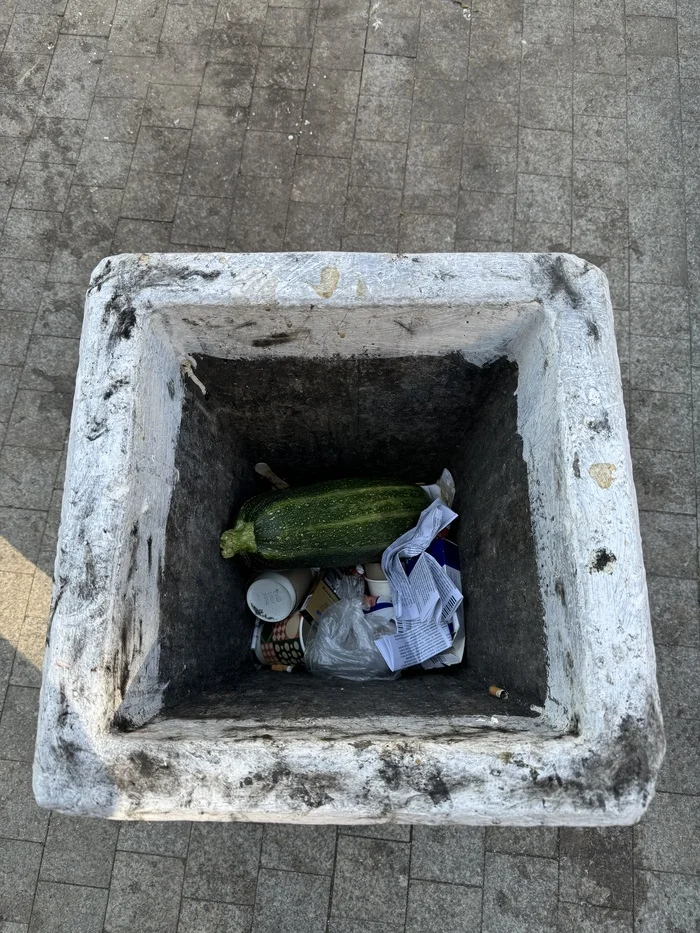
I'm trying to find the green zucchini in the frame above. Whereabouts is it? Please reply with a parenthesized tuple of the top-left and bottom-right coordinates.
(220, 477, 430, 569)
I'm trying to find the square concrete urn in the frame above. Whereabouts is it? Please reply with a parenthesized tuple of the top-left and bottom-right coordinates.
(34, 251, 664, 825)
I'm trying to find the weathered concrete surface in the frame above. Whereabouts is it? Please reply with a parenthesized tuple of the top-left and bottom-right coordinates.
(33, 251, 663, 825)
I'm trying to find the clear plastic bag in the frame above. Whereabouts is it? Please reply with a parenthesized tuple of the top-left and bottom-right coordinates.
(304, 582, 399, 681)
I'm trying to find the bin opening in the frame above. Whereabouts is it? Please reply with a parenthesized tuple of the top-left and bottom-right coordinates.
(126, 351, 546, 731)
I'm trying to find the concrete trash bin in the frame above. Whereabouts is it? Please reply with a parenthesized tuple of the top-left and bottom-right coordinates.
(34, 252, 664, 826)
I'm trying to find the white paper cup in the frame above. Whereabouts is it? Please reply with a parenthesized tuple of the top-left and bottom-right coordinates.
(366, 577, 392, 598)
(246, 569, 313, 623)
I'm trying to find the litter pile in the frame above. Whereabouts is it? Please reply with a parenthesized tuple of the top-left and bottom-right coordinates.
(220, 468, 465, 681)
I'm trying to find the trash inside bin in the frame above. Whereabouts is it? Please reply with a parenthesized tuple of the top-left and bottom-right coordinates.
(34, 252, 664, 826)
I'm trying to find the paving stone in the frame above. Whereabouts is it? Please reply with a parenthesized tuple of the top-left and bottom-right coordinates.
(574, 72, 626, 120)
(412, 78, 467, 125)
(626, 15, 678, 58)
(306, 68, 361, 112)
(260, 824, 336, 874)
(519, 84, 572, 131)
(255, 46, 310, 89)
(105, 852, 185, 933)
(112, 218, 171, 251)
(0, 684, 39, 761)
(631, 390, 692, 454)
(250, 86, 304, 133)
(227, 175, 290, 250)
(636, 792, 700, 874)
(464, 99, 518, 148)
(627, 54, 680, 99)
(25, 117, 86, 164)
(0, 839, 42, 924)
(252, 869, 331, 933)
(344, 186, 401, 239)
(0, 447, 60, 510)
(482, 853, 558, 933)
(361, 54, 415, 99)
(83, 98, 143, 147)
(639, 510, 697, 578)
(574, 32, 626, 75)
(655, 644, 700, 719)
(457, 190, 515, 241)
(342, 825, 411, 842)
(107, 0, 167, 56)
(514, 219, 573, 251)
(630, 234, 688, 288)
(0, 507, 45, 572)
(647, 575, 699, 646)
(366, 11, 419, 57)
(184, 824, 262, 905)
(95, 53, 154, 98)
(177, 899, 252, 933)
(332, 835, 409, 925)
(0, 569, 32, 646)
(11, 161, 74, 212)
(408, 121, 462, 171)
(284, 201, 343, 250)
(11, 611, 48, 688)
(29, 881, 108, 933)
(485, 827, 558, 859)
(200, 61, 254, 108)
(0, 95, 39, 138)
(411, 826, 485, 885)
(241, 130, 297, 178)
(0, 53, 51, 95)
(627, 96, 683, 188)
(40, 814, 119, 887)
(521, 38, 574, 85)
(61, 0, 116, 36)
(171, 196, 233, 248)
(116, 822, 191, 859)
(0, 759, 49, 843)
(19, 336, 79, 394)
(149, 43, 209, 87)
(635, 869, 700, 932)
(73, 139, 133, 188)
(292, 154, 350, 204)
(350, 139, 405, 190)
(0, 368, 21, 426)
(631, 336, 690, 393)
(560, 828, 633, 910)
(630, 280, 688, 338)
(131, 125, 191, 174)
(327, 922, 404, 933)
(298, 108, 354, 157)
(467, 56, 521, 104)
(403, 162, 459, 215)
(399, 213, 456, 251)
(160, 5, 214, 45)
(5, 14, 60, 56)
(405, 880, 481, 933)
(355, 95, 411, 144)
(519, 127, 572, 176)
(262, 5, 315, 48)
(182, 105, 245, 198)
(5, 391, 72, 450)
(557, 902, 632, 933)
(515, 174, 571, 225)
(0, 313, 34, 365)
(461, 145, 517, 194)
(656, 717, 700, 795)
(142, 84, 199, 129)
(39, 35, 106, 120)
(417, 31, 470, 82)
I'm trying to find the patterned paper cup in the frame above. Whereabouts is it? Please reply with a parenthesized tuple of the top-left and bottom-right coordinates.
(256, 612, 310, 667)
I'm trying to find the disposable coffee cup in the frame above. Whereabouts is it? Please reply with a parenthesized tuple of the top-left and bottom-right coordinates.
(257, 612, 310, 667)
(246, 569, 313, 623)
(364, 562, 392, 599)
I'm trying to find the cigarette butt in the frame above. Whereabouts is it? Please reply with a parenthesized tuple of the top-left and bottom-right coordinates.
(489, 685, 509, 699)
(255, 462, 289, 489)
(271, 664, 294, 672)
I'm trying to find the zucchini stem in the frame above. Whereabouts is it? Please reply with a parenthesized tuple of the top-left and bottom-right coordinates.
(220, 520, 257, 559)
